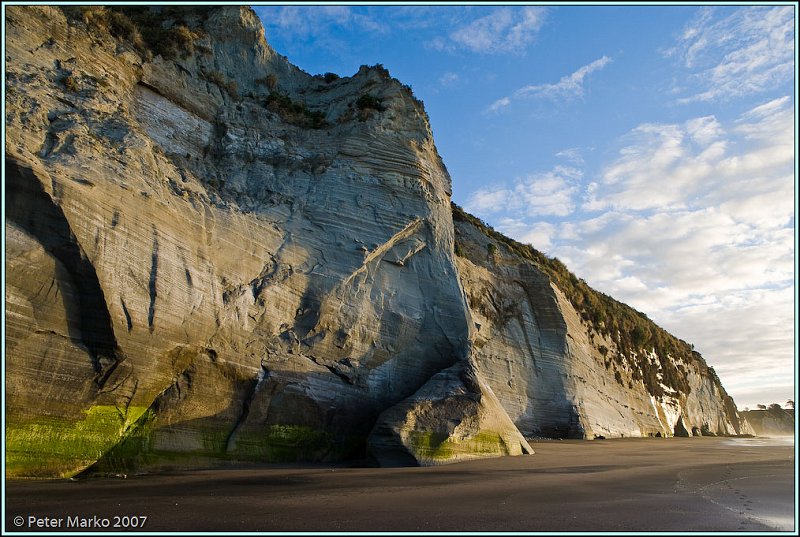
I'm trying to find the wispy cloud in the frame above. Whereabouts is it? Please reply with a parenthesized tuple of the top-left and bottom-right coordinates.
(466, 96, 795, 409)
(555, 147, 585, 166)
(429, 7, 547, 54)
(666, 6, 794, 103)
(486, 56, 611, 112)
(486, 97, 511, 113)
(439, 72, 460, 86)
(517, 56, 612, 99)
(256, 6, 388, 41)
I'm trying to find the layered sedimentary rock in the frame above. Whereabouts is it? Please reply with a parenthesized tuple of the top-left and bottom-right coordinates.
(368, 363, 533, 466)
(451, 213, 750, 440)
(4, 6, 750, 478)
(740, 409, 795, 436)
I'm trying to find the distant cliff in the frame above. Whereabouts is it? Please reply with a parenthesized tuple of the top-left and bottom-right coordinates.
(740, 408, 795, 436)
(4, 6, 751, 478)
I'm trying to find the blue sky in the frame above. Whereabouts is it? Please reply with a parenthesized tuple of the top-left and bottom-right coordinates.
(252, 4, 796, 411)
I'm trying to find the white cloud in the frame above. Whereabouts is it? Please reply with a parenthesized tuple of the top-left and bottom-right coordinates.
(583, 123, 691, 212)
(516, 56, 612, 100)
(487, 56, 611, 112)
(658, 284, 794, 411)
(257, 6, 388, 40)
(582, 96, 793, 217)
(667, 6, 794, 103)
(518, 222, 556, 251)
(439, 72, 460, 86)
(486, 96, 511, 114)
(427, 36, 448, 52)
(448, 7, 547, 54)
(739, 95, 791, 121)
(466, 188, 512, 214)
(555, 147, 585, 166)
(495, 219, 557, 251)
(516, 170, 579, 217)
(733, 96, 794, 145)
(465, 165, 581, 218)
(381, 6, 451, 31)
(685, 116, 724, 145)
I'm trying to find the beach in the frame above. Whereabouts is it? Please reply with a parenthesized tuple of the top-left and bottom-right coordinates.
(5, 436, 795, 533)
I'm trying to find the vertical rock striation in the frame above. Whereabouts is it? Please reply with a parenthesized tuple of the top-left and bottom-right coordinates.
(4, 6, 752, 477)
(740, 408, 794, 436)
(451, 209, 750, 440)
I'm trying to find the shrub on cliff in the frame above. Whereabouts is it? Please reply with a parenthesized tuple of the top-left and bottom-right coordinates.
(356, 94, 386, 112)
(372, 63, 390, 78)
(64, 6, 208, 61)
(355, 94, 386, 121)
(63, 7, 148, 57)
(768, 403, 787, 416)
(115, 7, 208, 59)
(202, 70, 239, 100)
(256, 74, 279, 90)
(127, 20, 203, 60)
(62, 74, 79, 93)
(265, 92, 327, 129)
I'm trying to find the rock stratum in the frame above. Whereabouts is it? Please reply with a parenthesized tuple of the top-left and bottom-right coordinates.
(740, 409, 795, 437)
(4, 6, 752, 478)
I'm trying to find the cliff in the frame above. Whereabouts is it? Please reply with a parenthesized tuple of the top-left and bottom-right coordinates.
(740, 409, 795, 436)
(4, 6, 751, 478)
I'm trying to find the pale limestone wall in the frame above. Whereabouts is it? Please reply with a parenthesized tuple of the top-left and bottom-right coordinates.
(5, 6, 467, 473)
(453, 219, 745, 439)
(4, 6, 750, 475)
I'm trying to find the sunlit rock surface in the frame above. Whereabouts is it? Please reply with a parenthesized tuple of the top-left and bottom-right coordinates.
(368, 362, 534, 466)
(452, 217, 749, 440)
(4, 6, 750, 476)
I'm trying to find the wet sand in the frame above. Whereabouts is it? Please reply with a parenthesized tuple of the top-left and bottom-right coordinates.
(5, 436, 795, 532)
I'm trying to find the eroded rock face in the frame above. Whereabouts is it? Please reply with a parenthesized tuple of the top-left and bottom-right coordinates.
(740, 409, 795, 436)
(368, 363, 533, 467)
(5, 5, 467, 476)
(452, 216, 750, 440)
(4, 6, 750, 476)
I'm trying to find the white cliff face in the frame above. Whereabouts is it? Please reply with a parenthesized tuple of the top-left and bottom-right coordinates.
(5, 5, 468, 475)
(740, 409, 793, 436)
(4, 6, 749, 477)
(452, 216, 747, 440)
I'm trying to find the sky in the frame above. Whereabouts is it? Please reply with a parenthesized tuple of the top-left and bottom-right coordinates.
(252, 4, 797, 411)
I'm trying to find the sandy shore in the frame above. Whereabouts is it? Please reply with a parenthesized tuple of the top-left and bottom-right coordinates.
(5, 436, 795, 532)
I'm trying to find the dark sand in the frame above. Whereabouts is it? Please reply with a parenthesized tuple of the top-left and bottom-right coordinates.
(5, 436, 795, 533)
